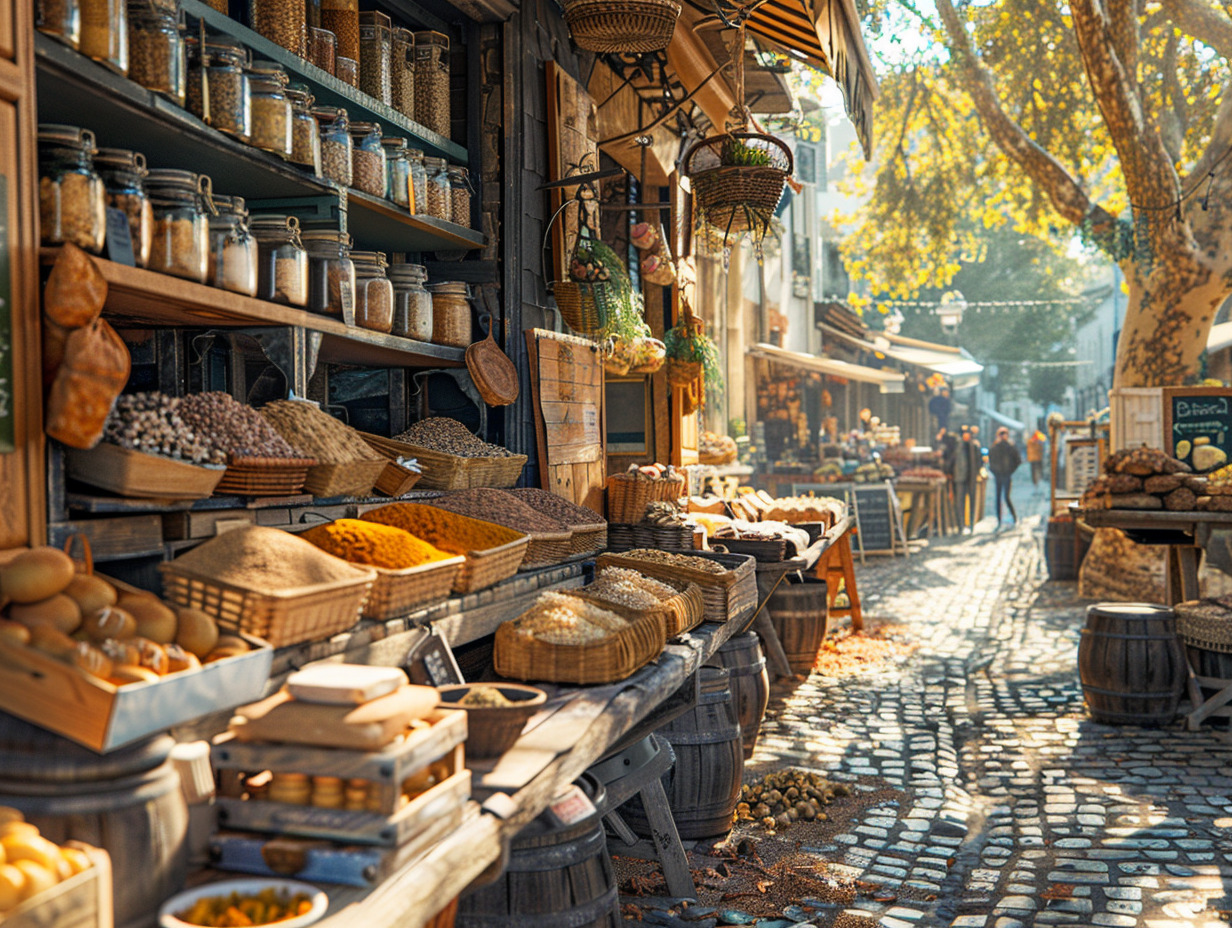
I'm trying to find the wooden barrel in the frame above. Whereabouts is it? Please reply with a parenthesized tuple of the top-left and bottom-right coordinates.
(1078, 603, 1185, 726)
(458, 774, 619, 928)
(714, 632, 770, 759)
(767, 575, 828, 675)
(0, 712, 188, 928)
(1045, 517, 1077, 581)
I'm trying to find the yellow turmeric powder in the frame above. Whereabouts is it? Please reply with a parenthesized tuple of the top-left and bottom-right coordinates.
(301, 519, 451, 570)
(362, 503, 524, 555)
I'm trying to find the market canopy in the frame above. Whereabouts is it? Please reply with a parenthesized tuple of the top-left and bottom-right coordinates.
(748, 343, 906, 393)
(979, 407, 1027, 431)
(1208, 321, 1232, 354)
(816, 325, 985, 388)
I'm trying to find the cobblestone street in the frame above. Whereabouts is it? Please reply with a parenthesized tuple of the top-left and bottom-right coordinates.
(740, 514, 1232, 928)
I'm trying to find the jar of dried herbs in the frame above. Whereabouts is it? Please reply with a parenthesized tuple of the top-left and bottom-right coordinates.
(358, 10, 391, 106)
(381, 137, 409, 207)
(248, 61, 292, 158)
(348, 120, 386, 198)
(319, 0, 357, 62)
(207, 194, 258, 297)
(391, 27, 414, 118)
(307, 26, 335, 74)
(79, 0, 127, 74)
(249, 0, 304, 55)
(303, 229, 356, 323)
(288, 84, 322, 175)
(447, 165, 471, 227)
(422, 155, 450, 221)
(426, 280, 471, 347)
(187, 37, 251, 141)
(37, 124, 107, 253)
(352, 250, 393, 333)
(251, 214, 309, 307)
(37, 0, 80, 49)
(128, 3, 184, 105)
(315, 105, 352, 187)
(407, 147, 426, 215)
(412, 31, 448, 138)
(146, 168, 213, 282)
(388, 262, 432, 341)
(336, 55, 358, 87)
(95, 147, 153, 266)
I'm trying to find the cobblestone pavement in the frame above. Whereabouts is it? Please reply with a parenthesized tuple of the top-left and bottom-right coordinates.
(748, 518, 1232, 928)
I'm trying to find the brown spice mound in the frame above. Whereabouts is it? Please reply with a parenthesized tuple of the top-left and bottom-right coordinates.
(619, 549, 727, 574)
(425, 490, 569, 537)
(506, 487, 604, 527)
(813, 624, 917, 675)
(170, 525, 372, 590)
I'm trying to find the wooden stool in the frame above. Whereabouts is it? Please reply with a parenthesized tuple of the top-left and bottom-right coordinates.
(817, 530, 862, 632)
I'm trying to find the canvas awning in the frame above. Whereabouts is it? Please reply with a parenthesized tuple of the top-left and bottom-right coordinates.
(980, 407, 1027, 432)
(817, 324, 984, 386)
(1207, 321, 1232, 354)
(748, 343, 906, 392)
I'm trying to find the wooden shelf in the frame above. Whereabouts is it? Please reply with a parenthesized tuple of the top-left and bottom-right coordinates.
(41, 250, 466, 368)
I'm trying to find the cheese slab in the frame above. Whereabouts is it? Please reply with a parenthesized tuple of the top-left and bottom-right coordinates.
(287, 664, 408, 705)
(230, 685, 440, 749)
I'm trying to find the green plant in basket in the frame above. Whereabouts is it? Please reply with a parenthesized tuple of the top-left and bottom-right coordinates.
(665, 313, 723, 400)
(721, 137, 771, 167)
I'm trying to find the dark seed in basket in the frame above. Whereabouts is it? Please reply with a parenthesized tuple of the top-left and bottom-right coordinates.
(424, 490, 568, 535)
(394, 417, 515, 458)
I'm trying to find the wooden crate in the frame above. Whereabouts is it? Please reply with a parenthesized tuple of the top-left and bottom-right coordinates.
(3, 843, 112, 928)
(1109, 387, 1164, 452)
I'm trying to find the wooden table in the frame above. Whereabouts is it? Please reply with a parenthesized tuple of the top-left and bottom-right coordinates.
(895, 478, 947, 538)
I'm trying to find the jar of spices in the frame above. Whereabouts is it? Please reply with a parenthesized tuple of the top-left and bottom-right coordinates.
(187, 37, 251, 141)
(391, 27, 414, 118)
(426, 281, 471, 347)
(304, 0, 319, 29)
(348, 121, 386, 197)
(95, 147, 152, 266)
(351, 251, 393, 333)
(307, 26, 335, 75)
(357, 10, 391, 107)
(447, 166, 471, 227)
(315, 106, 352, 187)
(287, 84, 322, 175)
(37, 0, 80, 49)
(412, 31, 449, 138)
(127, 3, 184, 105)
(251, 215, 309, 307)
(37, 124, 107, 253)
(388, 263, 433, 341)
(207, 195, 257, 296)
(248, 61, 292, 158)
(79, 0, 127, 74)
(336, 56, 358, 87)
(203, 0, 225, 11)
(249, 0, 304, 56)
(319, 0, 357, 62)
(407, 148, 426, 215)
(381, 137, 409, 207)
(302, 229, 355, 323)
(146, 168, 213, 282)
(422, 155, 450, 221)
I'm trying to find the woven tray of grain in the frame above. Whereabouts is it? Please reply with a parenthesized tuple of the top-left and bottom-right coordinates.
(1175, 600, 1232, 653)
(260, 400, 387, 498)
(574, 568, 704, 638)
(594, 549, 756, 624)
(493, 592, 666, 684)
(371, 418, 527, 490)
(506, 487, 607, 556)
(420, 490, 571, 569)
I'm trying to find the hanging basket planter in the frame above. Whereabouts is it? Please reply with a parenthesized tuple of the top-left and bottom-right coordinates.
(563, 0, 682, 54)
(665, 358, 703, 389)
(685, 132, 792, 241)
(552, 280, 609, 336)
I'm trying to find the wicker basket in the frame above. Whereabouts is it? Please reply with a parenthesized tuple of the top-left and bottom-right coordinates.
(361, 433, 526, 491)
(607, 522, 695, 552)
(595, 549, 757, 624)
(1175, 600, 1232, 653)
(363, 555, 465, 620)
(563, 0, 681, 54)
(437, 683, 545, 757)
(606, 472, 686, 523)
(304, 459, 387, 498)
(493, 597, 667, 684)
(552, 281, 605, 336)
(374, 461, 423, 497)
(713, 536, 789, 563)
(65, 443, 225, 500)
(569, 524, 608, 556)
(159, 562, 375, 648)
(574, 578, 704, 639)
(215, 456, 318, 497)
(665, 358, 702, 389)
(686, 132, 793, 237)
(361, 502, 530, 594)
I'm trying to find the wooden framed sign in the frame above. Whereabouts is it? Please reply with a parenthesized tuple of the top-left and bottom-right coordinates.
(1162, 386, 1232, 472)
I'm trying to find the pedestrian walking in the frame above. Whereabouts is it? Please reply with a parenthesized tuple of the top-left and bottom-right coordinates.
(989, 426, 1022, 528)
(954, 427, 973, 532)
(1027, 427, 1046, 491)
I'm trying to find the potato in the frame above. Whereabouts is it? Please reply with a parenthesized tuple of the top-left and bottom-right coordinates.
(8, 595, 82, 635)
(63, 574, 116, 616)
(12, 860, 57, 901)
(174, 607, 218, 659)
(119, 594, 177, 644)
(0, 549, 75, 604)
(82, 606, 137, 642)
(0, 863, 25, 911)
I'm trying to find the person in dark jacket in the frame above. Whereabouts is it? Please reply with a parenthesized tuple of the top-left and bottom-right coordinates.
(988, 426, 1022, 528)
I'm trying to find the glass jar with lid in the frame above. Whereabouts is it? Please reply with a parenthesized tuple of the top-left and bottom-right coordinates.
(381, 137, 409, 207)
(287, 84, 322, 175)
(38, 124, 107, 253)
(351, 251, 393, 333)
(426, 280, 471, 347)
(307, 26, 335, 74)
(319, 0, 357, 61)
(391, 28, 414, 118)
(447, 166, 471, 227)
(336, 56, 358, 87)
(251, 215, 309, 306)
(37, 0, 80, 50)
(303, 230, 356, 323)
(407, 148, 426, 215)
(207, 195, 258, 297)
(249, 0, 304, 55)
(248, 61, 292, 158)
(412, 31, 449, 138)
(146, 168, 213, 282)
(79, 0, 127, 74)
(422, 156, 450, 221)
(348, 121, 386, 197)
(315, 106, 353, 186)
(95, 147, 152, 266)
(127, 3, 184, 104)
(388, 263, 432, 342)
(357, 10, 391, 106)
(187, 37, 251, 141)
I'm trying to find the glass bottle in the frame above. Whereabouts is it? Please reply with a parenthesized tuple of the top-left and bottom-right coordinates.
(336, 56, 358, 88)
(381, 137, 409, 207)
(357, 10, 391, 106)
(319, 0, 357, 62)
(251, 215, 309, 307)
(207, 195, 258, 297)
(351, 251, 393, 333)
(79, 0, 127, 74)
(302, 229, 356, 323)
(37, 0, 81, 49)
(186, 37, 251, 141)
(348, 121, 385, 197)
(391, 27, 414, 118)
(249, 0, 304, 56)
(95, 147, 153, 266)
(37, 124, 107, 254)
(248, 61, 292, 158)
(412, 31, 449, 138)
(146, 168, 213, 282)
(407, 148, 426, 215)
(127, 3, 185, 105)
(388, 263, 432, 341)
(315, 106, 352, 186)
(307, 26, 335, 75)
(447, 166, 471, 227)
(422, 155, 450, 221)
(288, 84, 322, 175)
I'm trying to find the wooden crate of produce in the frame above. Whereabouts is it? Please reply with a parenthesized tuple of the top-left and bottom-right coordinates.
(3, 843, 112, 928)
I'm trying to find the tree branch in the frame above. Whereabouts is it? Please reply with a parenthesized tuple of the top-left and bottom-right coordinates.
(1157, 0, 1232, 58)
(1187, 77, 1232, 184)
(1107, 0, 1140, 84)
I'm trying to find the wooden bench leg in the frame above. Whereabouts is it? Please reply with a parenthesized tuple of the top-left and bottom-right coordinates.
(754, 609, 794, 680)
(637, 777, 696, 899)
(838, 533, 863, 632)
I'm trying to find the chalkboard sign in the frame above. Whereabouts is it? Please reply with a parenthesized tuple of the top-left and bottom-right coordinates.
(0, 176, 12, 453)
(1163, 386, 1232, 472)
(405, 628, 464, 687)
(789, 480, 904, 554)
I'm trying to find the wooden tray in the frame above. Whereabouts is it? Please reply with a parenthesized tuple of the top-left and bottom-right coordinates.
(66, 443, 225, 500)
(3, 843, 112, 928)
(363, 555, 465, 620)
(215, 456, 318, 497)
(374, 461, 423, 497)
(361, 433, 527, 490)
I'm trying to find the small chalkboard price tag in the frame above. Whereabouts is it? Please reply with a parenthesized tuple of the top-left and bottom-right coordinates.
(104, 207, 136, 267)
(405, 628, 464, 687)
(1163, 386, 1232, 472)
(547, 785, 595, 826)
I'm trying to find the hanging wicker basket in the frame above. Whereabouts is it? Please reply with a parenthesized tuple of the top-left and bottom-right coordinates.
(665, 358, 702, 389)
(553, 280, 609, 336)
(685, 132, 793, 238)
(563, 0, 682, 54)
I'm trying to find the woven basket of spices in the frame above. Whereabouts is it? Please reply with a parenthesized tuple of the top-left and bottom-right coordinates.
(215, 455, 319, 497)
(420, 490, 573, 569)
(363, 556, 466, 620)
(361, 434, 527, 491)
(573, 574, 705, 639)
(506, 487, 607, 557)
(595, 549, 756, 625)
(606, 472, 686, 523)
